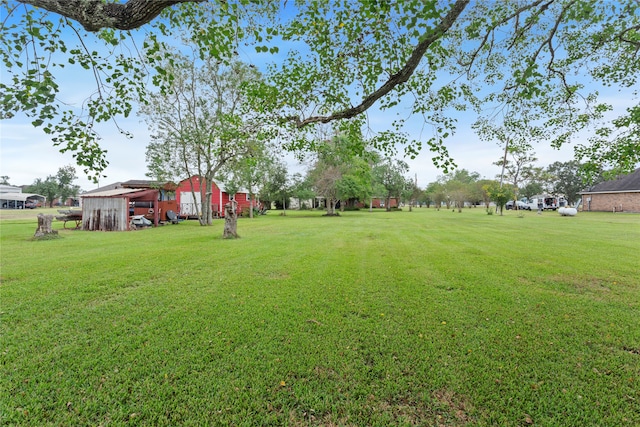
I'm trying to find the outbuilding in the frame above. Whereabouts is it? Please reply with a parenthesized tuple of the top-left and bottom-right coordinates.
(81, 188, 160, 231)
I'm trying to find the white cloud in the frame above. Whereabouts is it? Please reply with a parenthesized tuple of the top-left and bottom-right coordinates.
(0, 116, 150, 190)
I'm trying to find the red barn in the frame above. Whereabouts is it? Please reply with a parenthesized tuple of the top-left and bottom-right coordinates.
(176, 176, 253, 218)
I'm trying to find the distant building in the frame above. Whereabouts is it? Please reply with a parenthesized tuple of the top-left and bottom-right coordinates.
(580, 168, 640, 213)
(0, 185, 45, 209)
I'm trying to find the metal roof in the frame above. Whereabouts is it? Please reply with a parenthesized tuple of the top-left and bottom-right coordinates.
(82, 182, 122, 195)
(0, 192, 45, 201)
(81, 188, 152, 198)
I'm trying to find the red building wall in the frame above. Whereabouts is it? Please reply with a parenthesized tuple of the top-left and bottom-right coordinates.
(177, 176, 253, 217)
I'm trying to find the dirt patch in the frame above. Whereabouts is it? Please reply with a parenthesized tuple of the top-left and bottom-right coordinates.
(288, 410, 355, 427)
(267, 271, 290, 280)
(549, 274, 612, 294)
(432, 388, 474, 426)
(285, 389, 475, 426)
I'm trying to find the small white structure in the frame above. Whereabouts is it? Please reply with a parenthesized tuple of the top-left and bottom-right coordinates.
(558, 207, 578, 216)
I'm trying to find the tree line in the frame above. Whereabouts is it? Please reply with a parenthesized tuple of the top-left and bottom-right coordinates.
(251, 155, 594, 217)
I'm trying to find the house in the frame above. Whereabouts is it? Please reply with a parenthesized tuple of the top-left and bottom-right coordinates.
(81, 188, 161, 231)
(83, 180, 178, 222)
(580, 168, 640, 213)
(176, 176, 253, 218)
(289, 197, 316, 210)
(364, 197, 399, 209)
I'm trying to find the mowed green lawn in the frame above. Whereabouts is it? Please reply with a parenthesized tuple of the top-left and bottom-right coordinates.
(1, 208, 639, 426)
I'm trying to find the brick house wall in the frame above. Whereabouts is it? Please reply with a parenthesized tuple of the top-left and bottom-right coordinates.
(580, 168, 640, 213)
(583, 192, 640, 213)
(365, 198, 398, 208)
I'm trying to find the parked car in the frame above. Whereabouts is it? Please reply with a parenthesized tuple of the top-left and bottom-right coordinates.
(505, 200, 531, 210)
(24, 200, 38, 209)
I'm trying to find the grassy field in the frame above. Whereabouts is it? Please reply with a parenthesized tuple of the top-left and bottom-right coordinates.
(1, 207, 639, 426)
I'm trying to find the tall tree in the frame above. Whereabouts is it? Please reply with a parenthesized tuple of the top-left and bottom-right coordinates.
(546, 161, 585, 205)
(400, 178, 422, 212)
(307, 134, 373, 216)
(475, 179, 494, 209)
(485, 181, 515, 216)
(221, 146, 277, 218)
(520, 182, 545, 200)
(56, 165, 79, 205)
(336, 159, 373, 210)
(373, 158, 409, 212)
(475, 118, 540, 202)
(493, 147, 538, 201)
(258, 159, 289, 213)
(440, 169, 480, 212)
(26, 165, 78, 207)
(27, 176, 58, 208)
(426, 181, 447, 211)
(2, 1, 638, 181)
(290, 173, 316, 210)
(141, 52, 267, 227)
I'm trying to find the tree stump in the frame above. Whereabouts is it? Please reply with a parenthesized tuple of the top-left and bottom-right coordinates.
(222, 200, 239, 239)
(34, 214, 57, 238)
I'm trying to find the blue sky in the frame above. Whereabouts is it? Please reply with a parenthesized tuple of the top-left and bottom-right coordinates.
(0, 3, 632, 191)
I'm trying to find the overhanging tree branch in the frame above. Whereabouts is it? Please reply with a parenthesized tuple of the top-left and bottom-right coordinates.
(285, 0, 470, 128)
(17, 0, 203, 31)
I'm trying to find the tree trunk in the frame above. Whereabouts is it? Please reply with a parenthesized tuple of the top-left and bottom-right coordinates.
(195, 183, 206, 226)
(205, 192, 213, 225)
(222, 200, 239, 239)
(34, 214, 57, 238)
(325, 198, 338, 216)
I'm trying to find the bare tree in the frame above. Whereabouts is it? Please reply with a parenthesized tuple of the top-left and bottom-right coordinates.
(141, 50, 266, 230)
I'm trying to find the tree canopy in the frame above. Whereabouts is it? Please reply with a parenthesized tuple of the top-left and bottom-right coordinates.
(26, 164, 79, 207)
(3, 0, 639, 181)
(141, 51, 266, 225)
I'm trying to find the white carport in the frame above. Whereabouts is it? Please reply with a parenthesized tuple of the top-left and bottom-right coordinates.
(0, 192, 46, 209)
